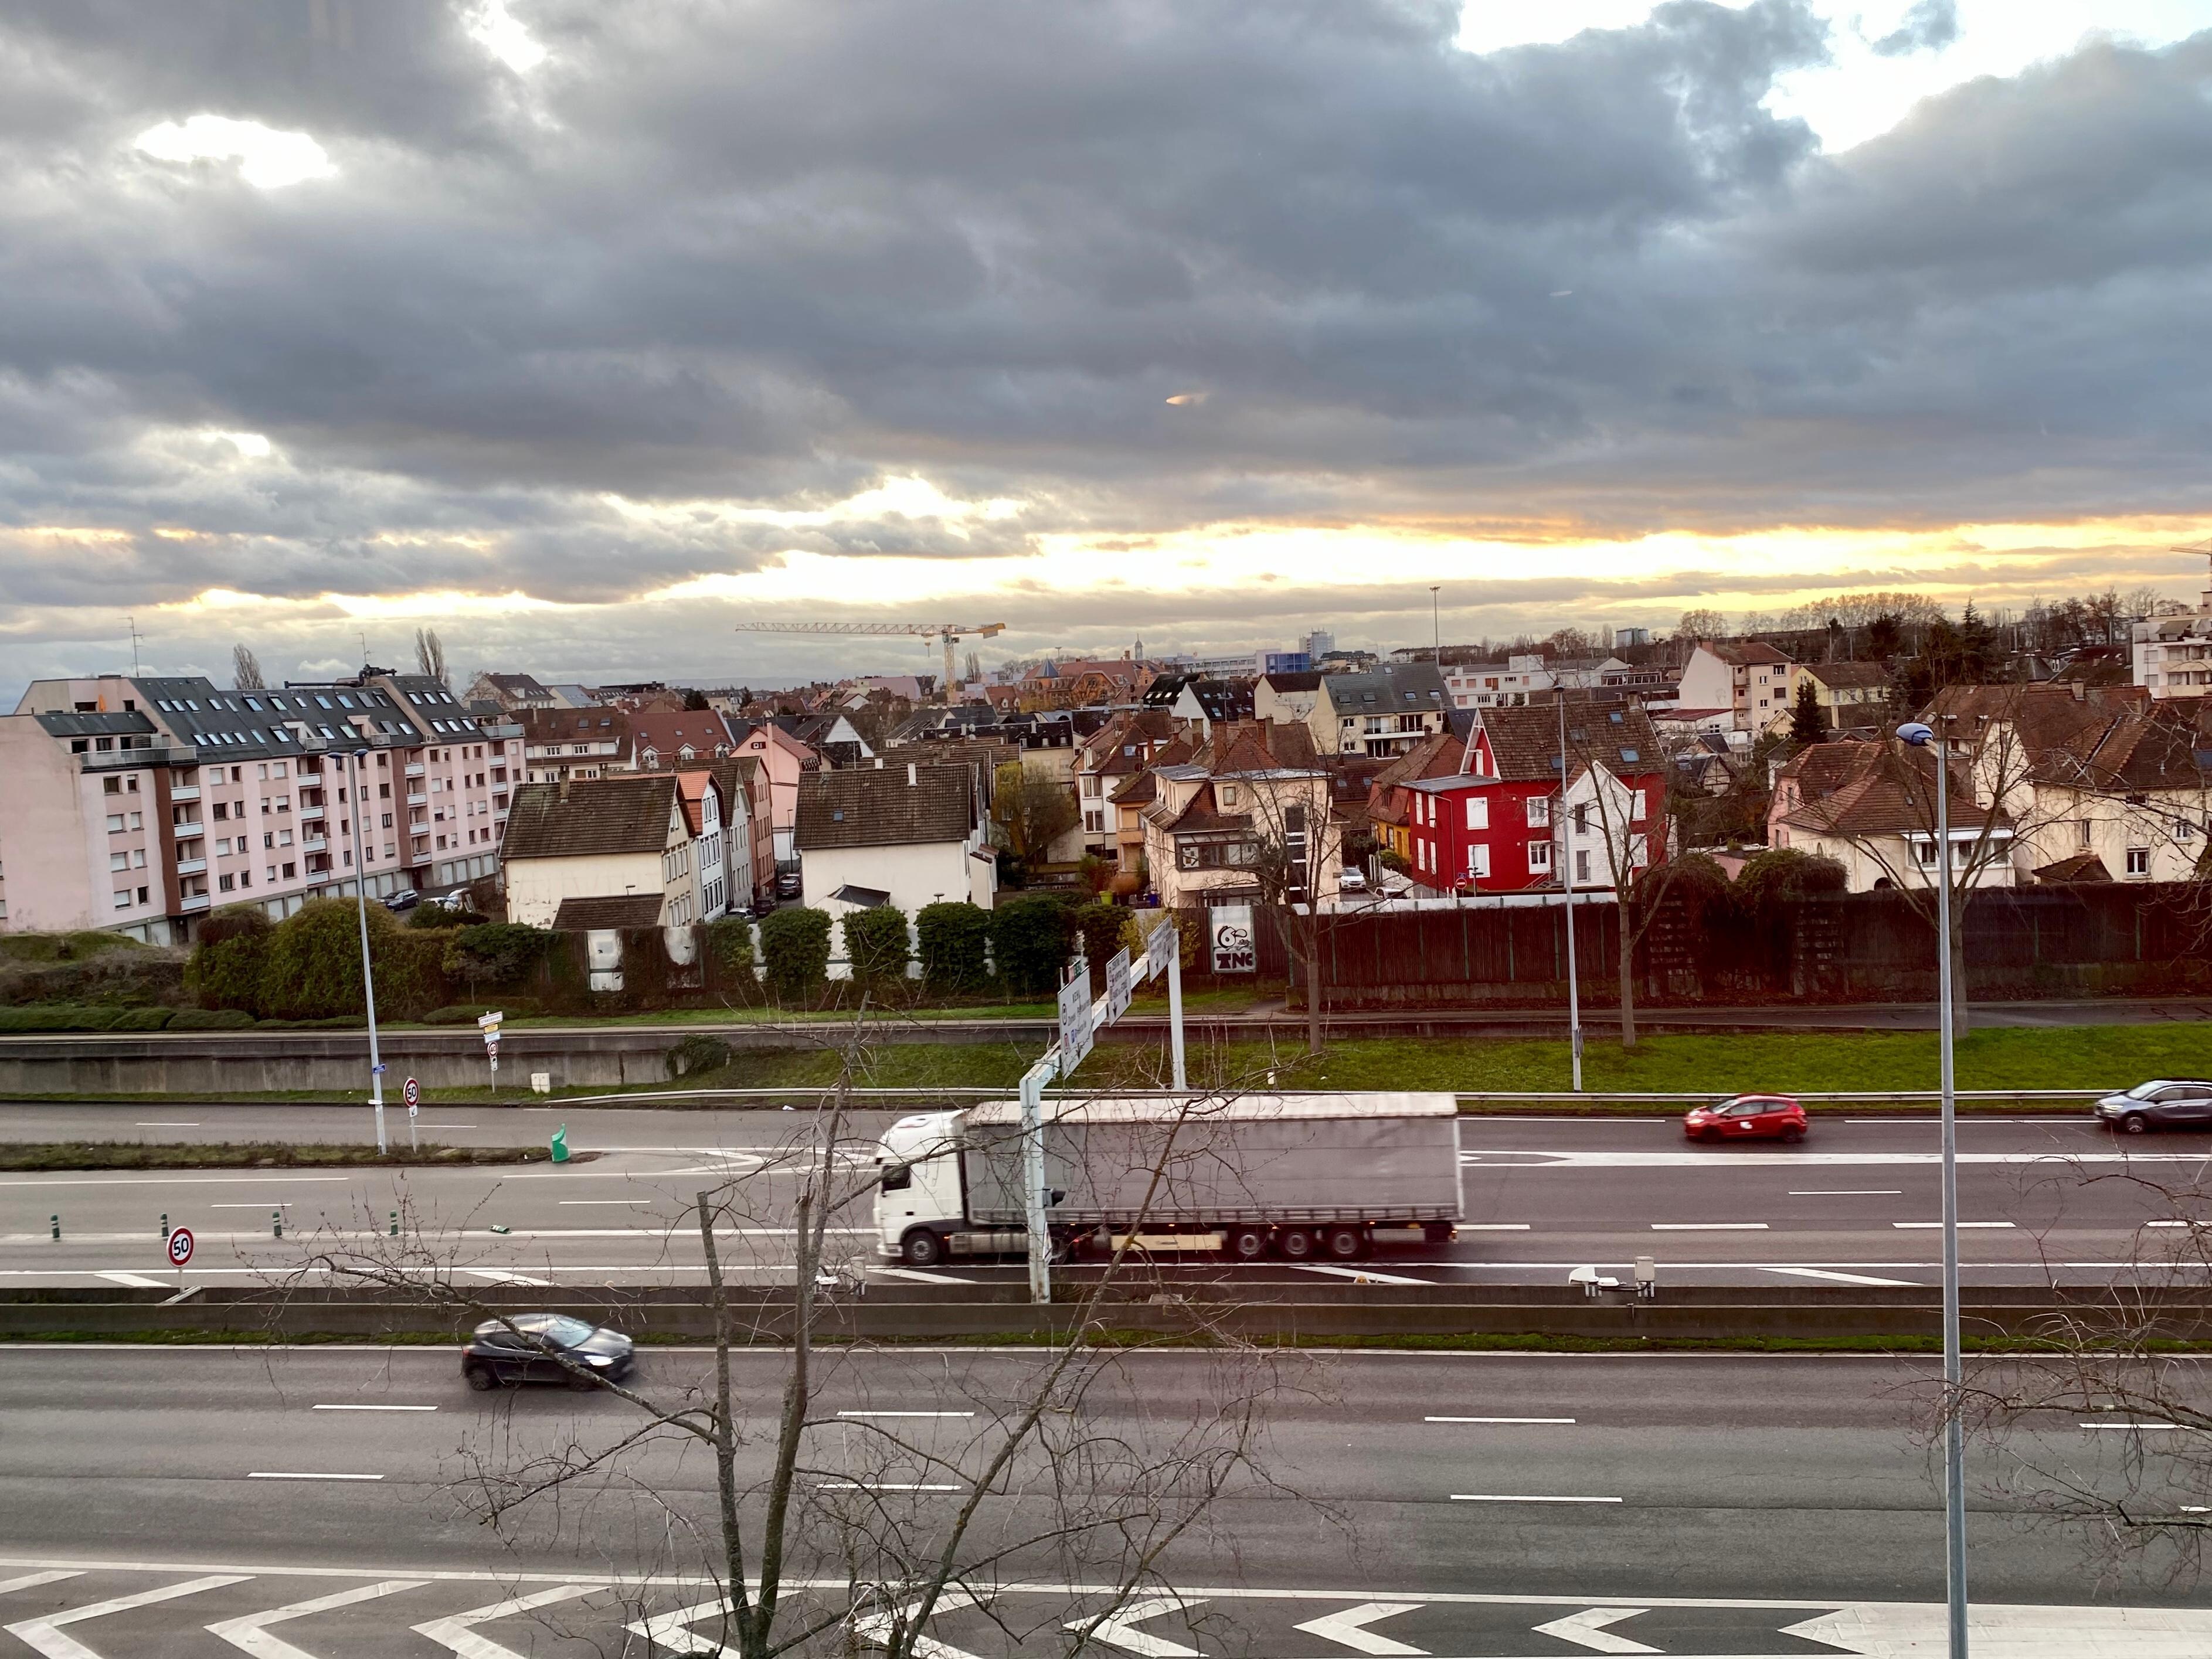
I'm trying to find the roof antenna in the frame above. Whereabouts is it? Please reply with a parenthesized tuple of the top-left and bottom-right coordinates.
(126, 614, 144, 676)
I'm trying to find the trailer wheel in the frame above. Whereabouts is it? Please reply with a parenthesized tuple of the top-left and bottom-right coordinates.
(1323, 1226, 1368, 1262)
(1276, 1228, 1319, 1261)
(1225, 1226, 1270, 1263)
(901, 1229, 946, 1267)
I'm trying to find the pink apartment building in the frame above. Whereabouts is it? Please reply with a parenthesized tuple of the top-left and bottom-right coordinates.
(1, 671, 519, 942)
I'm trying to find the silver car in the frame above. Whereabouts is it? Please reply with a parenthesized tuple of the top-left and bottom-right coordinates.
(2094, 1079, 2212, 1134)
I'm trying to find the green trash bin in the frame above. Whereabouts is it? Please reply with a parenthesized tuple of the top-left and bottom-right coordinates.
(549, 1125, 570, 1164)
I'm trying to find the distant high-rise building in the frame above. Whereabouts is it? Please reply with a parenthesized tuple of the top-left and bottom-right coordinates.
(1615, 626, 1652, 649)
(1305, 630, 1335, 660)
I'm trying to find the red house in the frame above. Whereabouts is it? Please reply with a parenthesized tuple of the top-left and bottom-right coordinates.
(1402, 702, 1667, 895)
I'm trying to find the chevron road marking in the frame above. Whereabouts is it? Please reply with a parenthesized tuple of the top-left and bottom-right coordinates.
(628, 1595, 742, 1656)
(0, 1573, 83, 1599)
(1782, 1602, 2212, 1658)
(1530, 1606, 1659, 1654)
(207, 1579, 429, 1658)
(851, 1587, 984, 1659)
(4, 1575, 252, 1659)
(1075, 1595, 1206, 1657)
(1291, 1601, 1428, 1655)
(412, 1583, 602, 1658)
(1285, 1264, 1439, 1287)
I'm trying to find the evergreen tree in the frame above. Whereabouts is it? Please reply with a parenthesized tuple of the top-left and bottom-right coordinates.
(1789, 677, 1829, 745)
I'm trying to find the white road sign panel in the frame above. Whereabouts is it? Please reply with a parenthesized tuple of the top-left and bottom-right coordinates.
(1056, 974, 1095, 1071)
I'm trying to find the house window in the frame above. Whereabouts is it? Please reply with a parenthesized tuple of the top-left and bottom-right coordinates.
(1576, 850, 1591, 883)
(1465, 797, 1489, 831)
(1527, 841, 1550, 872)
(1631, 790, 1646, 823)
(2078, 820, 2093, 848)
(2126, 847, 2150, 876)
(1572, 804, 1588, 834)
(1526, 797, 1550, 828)
(1915, 840, 1938, 867)
(1467, 844, 1491, 879)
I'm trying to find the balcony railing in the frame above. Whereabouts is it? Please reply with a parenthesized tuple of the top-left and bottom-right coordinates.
(179, 893, 210, 912)
(407, 792, 427, 806)
(303, 835, 327, 853)
(168, 784, 202, 803)
(405, 763, 426, 777)
(298, 803, 324, 821)
(174, 858, 206, 877)
(171, 820, 203, 838)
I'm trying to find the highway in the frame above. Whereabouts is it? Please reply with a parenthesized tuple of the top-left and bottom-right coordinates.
(0, 1347, 2204, 1654)
(0, 1105, 2205, 1290)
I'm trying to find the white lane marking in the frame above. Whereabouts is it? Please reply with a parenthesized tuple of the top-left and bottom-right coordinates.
(2078, 1422, 2184, 1430)
(414, 1123, 476, 1128)
(1456, 1223, 1532, 1230)
(872, 1266, 977, 1284)
(558, 1199, 653, 1206)
(1762, 1267, 1921, 1287)
(1465, 1148, 2209, 1168)
(1650, 1223, 1768, 1231)
(1292, 1601, 1427, 1655)
(849, 1588, 983, 1659)
(208, 1204, 289, 1210)
(464, 1270, 551, 1287)
(1450, 1494, 1620, 1504)
(1426, 1416, 1574, 1424)
(416, 1583, 602, 1658)
(628, 1595, 740, 1656)
(1783, 1599, 2212, 1655)
(1531, 1606, 1658, 1654)
(92, 1273, 168, 1289)
(208, 1578, 429, 1658)
(0, 1176, 351, 1188)
(1893, 1222, 2015, 1230)
(816, 1481, 963, 1491)
(2146, 1221, 2201, 1229)
(1790, 1190, 1904, 1196)
(0, 1573, 83, 1598)
(312, 1404, 437, 1412)
(5, 1575, 252, 1658)
(247, 1473, 383, 1481)
(1075, 1595, 1205, 1658)
(132, 1121, 201, 1127)
(837, 1410, 976, 1419)
(1286, 1264, 1438, 1287)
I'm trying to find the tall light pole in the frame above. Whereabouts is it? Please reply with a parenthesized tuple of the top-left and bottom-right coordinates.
(1429, 585, 1441, 664)
(1899, 718, 1965, 1659)
(1557, 692, 1582, 1092)
(345, 747, 389, 1155)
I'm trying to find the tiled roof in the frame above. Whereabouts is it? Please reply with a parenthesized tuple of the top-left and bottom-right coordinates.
(630, 710, 736, 764)
(1700, 640, 1793, 667)
(518, 706, 631, 749)
(503, 775, 677, 860)
(1474, 701, 1662, 784)
(1321, 663, 1450, 710)
(2033, 852, 2112, 883)
(1259, 670, 1323, 692)
(794, 763, 977, 851)
(1188, 678, 1256, 722)
(552, 894, 665, 930)
(1800, 661, 1891, 689)
(1192, 719, 1320, 775)
(1778, 744, 2005, 838)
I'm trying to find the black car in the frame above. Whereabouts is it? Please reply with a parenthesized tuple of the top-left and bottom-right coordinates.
(461, 1313, 634, 1391)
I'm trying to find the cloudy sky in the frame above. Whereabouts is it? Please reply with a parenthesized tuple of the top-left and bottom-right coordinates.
(5, 0, 2211, 695)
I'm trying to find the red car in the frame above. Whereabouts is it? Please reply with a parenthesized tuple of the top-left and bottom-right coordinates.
(1684, 1094, 1807, 1144)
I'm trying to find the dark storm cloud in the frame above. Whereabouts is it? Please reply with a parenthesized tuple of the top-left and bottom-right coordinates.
(2, 0, 2211, 688)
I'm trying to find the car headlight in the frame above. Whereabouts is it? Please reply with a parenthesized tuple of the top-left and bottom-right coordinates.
(586, 1354, 613, 1365)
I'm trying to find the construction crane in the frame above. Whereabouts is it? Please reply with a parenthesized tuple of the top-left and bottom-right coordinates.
(732, 620, 1005, 703)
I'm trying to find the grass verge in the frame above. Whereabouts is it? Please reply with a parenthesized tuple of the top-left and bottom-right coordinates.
(0, 1141, 552, 1171)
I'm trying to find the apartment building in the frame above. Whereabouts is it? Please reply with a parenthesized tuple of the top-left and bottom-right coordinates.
(2134, 557, 2212, 699)
(519, 706, 633, 783)
(4, 672, 517, 940)
(1308, 664, 1452, 757)
(1676, 640, 1795, 732)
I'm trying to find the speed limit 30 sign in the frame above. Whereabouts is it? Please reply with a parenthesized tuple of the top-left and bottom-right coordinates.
(166, 1227, 195, 1267)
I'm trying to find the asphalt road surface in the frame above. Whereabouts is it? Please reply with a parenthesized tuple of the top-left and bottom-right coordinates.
(0, 1107, 2206, 1291)
(0, 1347, 2205, 1655)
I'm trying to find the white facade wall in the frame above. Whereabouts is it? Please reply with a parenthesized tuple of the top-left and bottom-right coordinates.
(505, 849, 664, 929)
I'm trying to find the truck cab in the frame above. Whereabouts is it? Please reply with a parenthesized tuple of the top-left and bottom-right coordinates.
(874, 1111, 967, 1266)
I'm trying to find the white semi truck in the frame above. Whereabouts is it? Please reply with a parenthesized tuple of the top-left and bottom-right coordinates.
(872, 1092, 1462, 1267)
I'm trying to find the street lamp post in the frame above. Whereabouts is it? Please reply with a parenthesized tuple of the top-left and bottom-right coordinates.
(1429, 585, 1441, 664)
(1899, 718, 1965, 1658)
(345, 748, 388, 1155)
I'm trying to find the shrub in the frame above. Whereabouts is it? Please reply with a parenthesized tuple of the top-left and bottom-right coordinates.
(1735, 848, 1849, 910)
(1072, 900, 1126, 992)
(1119, 908, 1196, 973)
(106, 1006, 176, 1031)
(842, 904, 911, 990)
(991, 894, 1074, 995)
(916, 902, 992, 992)
(705, 916, 755, 975)
(0, 1004, 120, 1031)
(760, 906, 833, 1002)
(165, 1007, 256, 1031)
(443, 923, 553, 990)
(666, 1034, 734, 1079)
(423, 998, 543, 1025)
(185, 906, 273, 1013)
(254, 899, 453, 1021)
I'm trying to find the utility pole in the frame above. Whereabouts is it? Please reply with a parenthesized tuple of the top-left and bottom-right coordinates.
(126, 616, 143, 676)
(346, 748, 389, 1154)
(1900, 717, 1965, 1659)
(1557, 692, 1582, 1092)
(1430, 586, 1441, 664)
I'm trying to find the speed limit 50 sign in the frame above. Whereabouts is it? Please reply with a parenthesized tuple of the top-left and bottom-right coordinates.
(166, 1227, 195, 1267)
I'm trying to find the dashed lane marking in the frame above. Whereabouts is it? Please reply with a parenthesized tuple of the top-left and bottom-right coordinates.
(1449, 1494, 1621, 1504)
(247, 1473, 383, 1481)
(312, 1404, 437, 1412)
(1893, 1222, 2015, 1229)
(1650, 1223, 1768, 1231)
(1761, 1267, 1921, 1287)
(1286, 1264, 1438, 1287)
(1426, 1417, 1574, 1424)
(873, 1266, 977, 1284)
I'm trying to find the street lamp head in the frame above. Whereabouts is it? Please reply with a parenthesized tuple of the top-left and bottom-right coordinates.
(353, 747, 369, 761)
(1895, 722, 1935, 747)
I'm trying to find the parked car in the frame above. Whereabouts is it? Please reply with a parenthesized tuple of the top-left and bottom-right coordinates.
(1684, 1094, 1807, 1144)
(382, 888, 421, 912)
(775, 867, 802, 900)
(461, 1313, 634, 1391)
(2095, 1079, 2212, 1134)
(1338, 867, 1368, 893)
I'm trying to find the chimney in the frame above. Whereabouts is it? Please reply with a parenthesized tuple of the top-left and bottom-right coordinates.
(2071, 681, 2086, 702)
(558, 773, 571, 801)
(908, 762, 918, 786)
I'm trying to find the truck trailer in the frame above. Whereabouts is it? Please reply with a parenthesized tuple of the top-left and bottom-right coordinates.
(872, 1092, 1461, 1267)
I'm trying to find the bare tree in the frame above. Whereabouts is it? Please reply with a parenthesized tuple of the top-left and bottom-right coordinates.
(271, 1027, 1303, 1656)
(1242, 772, 1344, 1058)
(231, 643, 265, 689)
(414, 626, 449, 685)
(991, 760, 1079, 869)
